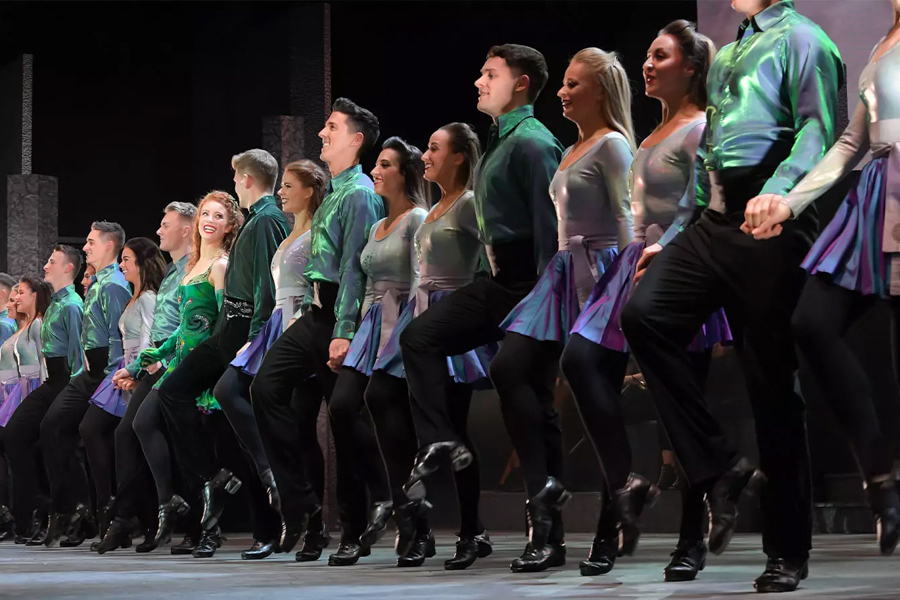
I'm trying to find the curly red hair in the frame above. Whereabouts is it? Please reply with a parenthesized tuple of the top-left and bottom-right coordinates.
(188, 191, 244, 270)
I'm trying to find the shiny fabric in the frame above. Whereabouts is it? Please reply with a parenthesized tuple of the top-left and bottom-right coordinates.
(223, 195, 290, 340)
(0, 310, 15, 345)
(152, 255, 189, 342)
(474, 104, 564, 274)
(82, 263, 131, 374)
(0, 377, 40, 427)
(0, 321, 43, 426)
(703, 0, 842, 207)
(272, 230, 312, 329)
(42, 284, 84, 377)
(0, 330, 17, 373)
(303, 164, 385, 340)
(90, 292, 156, 417)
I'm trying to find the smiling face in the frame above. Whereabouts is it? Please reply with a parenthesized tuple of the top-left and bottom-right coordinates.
(318, 111, 360, 166)
(643, 34, 692, 101)
(44, 250, 74, 287)
(83, 229, 114, 270)
(475, 56, 522, 118)
(278, 169, 314, 216)
(15, 282, 36, 316)
(422, 128, 462, 185)
(371, 148, 405, 199)
(119, 246, 141, 287)
(557, 60, 603, 124)
(197, 200, 232, 245)
(157, 210, 191, 253)
(5, 287, 18, 316)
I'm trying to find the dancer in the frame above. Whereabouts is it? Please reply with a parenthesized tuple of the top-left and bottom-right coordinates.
(400, 44, 562, 567)
(561, 21, 720, 581)
(326, 136, 427, 566)
(101, 202, 196, 554)
(219, 158, 327, 561)
(366, 122, 495, 570)
(619, 0, 842, 592)
(0, 274, 16, 344)
(81, 237, 166, 548)
(250, 98, 384, 560)
(742, 0, 900, 556)
(490, 47, 635, 573)
(134, 191, 241, 557)
(0, 277, 51, 539)
(42, 222, 131, 547)
(4, 246, 84, 545)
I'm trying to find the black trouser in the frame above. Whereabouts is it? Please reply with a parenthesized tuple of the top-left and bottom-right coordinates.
(250, 283, 367, 541)
(793, 274, 899, 480)
(110, 362, 165, 529)
(80, 405, 120, 511)
(41, 347, 108, 514)
(365, 370, 484, 536)
(329, 367, 392, 506)
(490, 333, 564, 499)
(0, 427, 8, 508)
(3, 357, 69, 526)
(620, 167, 812, 562)
(214, 367, 272, 477)
(156, 313, 253, 494)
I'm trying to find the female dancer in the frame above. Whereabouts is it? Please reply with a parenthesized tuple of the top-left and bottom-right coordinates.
(489, 47, 635, 572)
(560, 21, 720, 580)
(326, 136, 427, 566)
(82, 237, 166, 544)
(133, 191, 241, 555)
(743, 0, 900, 555)
(366, 123, 494, 569)
(220, 159, 326, 561)
(0, 277, 51, 539)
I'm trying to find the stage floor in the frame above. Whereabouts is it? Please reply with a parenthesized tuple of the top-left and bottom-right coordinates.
(0, 533, 896, 599)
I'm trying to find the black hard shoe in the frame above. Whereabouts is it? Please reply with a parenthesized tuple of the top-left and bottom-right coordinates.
(96, 517, 138, 555)
(708, 458, 766, 555)
(154, 495, 190, 546)
(241, 539, 278, 560)
(44, 512, 73, 548)
(359, 500, 393, 549)
(579, 536, 618, 576)
(753, 558, 808, 593)
(98, 497, 115, 539)
(259, 469, 281, 513)
(170, 534, 198, 555)
(25, 511, 50, 546)
(200, 469, 242, 531)
(327, 542, 371, 566)
(510, 541, 566, 573)
(295, 521, 331, 562)
(615, 473, 661, 556)
(657, 463, 682, 491)
(393, 499, 428, 557)
(664, 540, 707, 582)
(135, 533, 158, 553)
(0, 505, 16, 542)
(403, 441, 472, 499)
(397, 528, 436, 568)
(527, 477, 572, 552)
(192, 527, 224, 558)
(866, 476, 900, 556)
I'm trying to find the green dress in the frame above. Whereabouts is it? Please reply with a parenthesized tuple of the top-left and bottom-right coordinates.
(141, 264, 221, 411)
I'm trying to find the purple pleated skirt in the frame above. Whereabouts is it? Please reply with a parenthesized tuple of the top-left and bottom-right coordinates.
(501, 248, 619, 344)
(571, 241, 732, 352)
(89, 358, 128, 418)
(0, 377, 41, 426)
(231, 308, 284, 376)
(802, 156, 890, 297)
(374, 290, 497, 389)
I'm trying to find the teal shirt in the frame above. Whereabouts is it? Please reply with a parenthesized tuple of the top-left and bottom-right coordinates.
(0, 310, 15, 346)
(42, 284, 85, 377)
(224, 195, 290, 340)
(303, 165, 385, 340)
(473, 105, 563, 274)
(83, 263, 132, 374)
(702, 0, 842, 204)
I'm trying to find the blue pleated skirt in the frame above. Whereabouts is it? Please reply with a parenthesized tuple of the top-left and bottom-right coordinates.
(231, 308, 284, 376)
(571, 240, 732, 352)
(0, 377, 41, 426)
(89, 358, 129, 418)
(802, 156, 891, 297)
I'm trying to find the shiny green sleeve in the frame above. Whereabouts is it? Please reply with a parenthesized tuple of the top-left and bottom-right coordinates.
(760, 28, 841, 198)
(64, 303, 84, 376)
(517, 136, 562, 273)
(334, 188, 383, 340)
(249, 216, 287, 340)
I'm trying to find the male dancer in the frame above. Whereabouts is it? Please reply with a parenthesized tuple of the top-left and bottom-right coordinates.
(399, 44, 563, 572)
(155, 150, 288, 550)
(0, 273, 17, 343)
(102, 201, 196, 553)
(43, 223, 132, 546)
(251, 98, 384, 564)
(620, 0, 842, 592)
(4, 246, 84, 544)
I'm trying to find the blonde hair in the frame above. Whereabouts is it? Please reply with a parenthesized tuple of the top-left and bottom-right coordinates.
(571, 48, 637, 152)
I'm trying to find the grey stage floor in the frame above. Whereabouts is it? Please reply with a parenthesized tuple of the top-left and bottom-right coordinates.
(1, 533, 898, 599)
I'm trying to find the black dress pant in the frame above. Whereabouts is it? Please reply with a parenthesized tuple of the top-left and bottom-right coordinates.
(792, 274, 899, 480)
(214, 367, 272, 477)
(41, 347, 108, 514)
(620, 167, 812, 562)
(79, 405, 121, 510)
(250, 284, 367, 540)
(4, 357, 69, 526)
(490, 332, 564, 498)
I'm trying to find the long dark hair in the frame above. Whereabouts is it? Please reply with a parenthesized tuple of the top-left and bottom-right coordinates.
(123, 237, 167, 295)
(382, 136, 428, 208)
(284, 159, 328, 218)
(18, 275, 52, 320)
(439, 123, 482, 189)
(658, 20, 717, 109)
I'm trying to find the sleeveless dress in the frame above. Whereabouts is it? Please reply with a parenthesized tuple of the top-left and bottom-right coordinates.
(0, 320, 44, 426)
(231, 230, 311, 376)
(374, 191, 497, 387)
(344, 208, 428, 376)
(90, 291, 156, 417)
(501, 132, 634, 343)
(571, 119, 732, 351)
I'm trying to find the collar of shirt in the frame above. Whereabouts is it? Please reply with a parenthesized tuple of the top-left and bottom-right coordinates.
(92, 262, 120, 286)
(493, 104, 536, 140)
(52, 284, 76, 302)
(737, 0, 795, 41)
(327, 164, 364, 195)
(248, 195, 278, 217)
(171, 253, 189, 275)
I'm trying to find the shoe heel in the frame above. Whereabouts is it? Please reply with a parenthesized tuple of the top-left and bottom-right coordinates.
(554, 489, 573, 511)
(698, 557, 706, 571)
(450, 446, 473, 472)
(176, 501, 191, 516)
(645, 484, 662, 509)
(225, 476, 242, 495)
(406, 480, 426, 501)
(745, 470, 767, 497)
